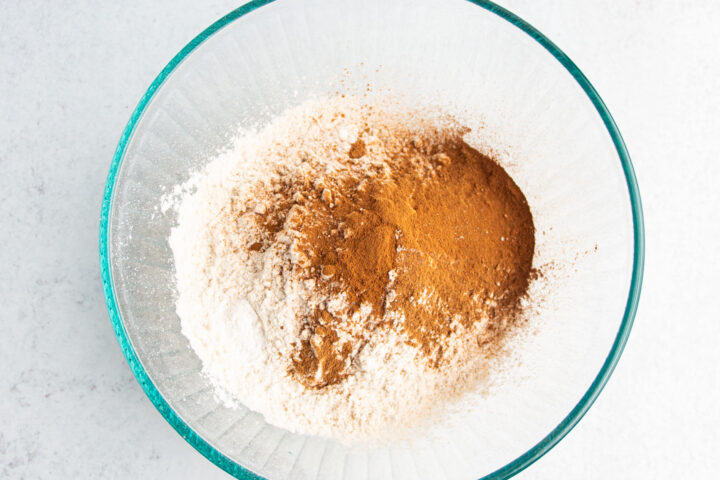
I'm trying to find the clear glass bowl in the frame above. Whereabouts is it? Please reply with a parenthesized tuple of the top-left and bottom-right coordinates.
(99, 0, 644, 478)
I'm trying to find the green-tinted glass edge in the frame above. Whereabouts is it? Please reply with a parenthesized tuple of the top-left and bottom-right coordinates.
(98, 1, 645, 479)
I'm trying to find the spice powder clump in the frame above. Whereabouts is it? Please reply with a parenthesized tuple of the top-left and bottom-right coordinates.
(170, 97, 536, 441)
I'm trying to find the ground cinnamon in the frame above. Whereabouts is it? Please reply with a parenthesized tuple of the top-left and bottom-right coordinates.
(253, 113, 534, 388)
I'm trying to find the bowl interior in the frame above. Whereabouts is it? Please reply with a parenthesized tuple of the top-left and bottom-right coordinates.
(104, 0, 639, 478)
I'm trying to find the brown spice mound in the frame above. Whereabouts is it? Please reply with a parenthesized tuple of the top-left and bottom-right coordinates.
(253, 116, 534, 388)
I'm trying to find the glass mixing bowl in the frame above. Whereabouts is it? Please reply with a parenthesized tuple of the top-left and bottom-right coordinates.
(99, 0, 644, 478)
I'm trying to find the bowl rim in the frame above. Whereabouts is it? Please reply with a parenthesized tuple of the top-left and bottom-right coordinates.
(99, 1, 645, 478)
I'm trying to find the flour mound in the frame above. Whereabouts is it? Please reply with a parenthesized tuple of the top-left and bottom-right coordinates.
(169, 97, 518, 442)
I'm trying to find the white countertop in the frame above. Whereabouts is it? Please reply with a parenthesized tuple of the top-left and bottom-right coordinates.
(1, 0, 718, 478)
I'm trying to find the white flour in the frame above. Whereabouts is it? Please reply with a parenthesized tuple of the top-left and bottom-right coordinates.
(169, 97, 513, 442)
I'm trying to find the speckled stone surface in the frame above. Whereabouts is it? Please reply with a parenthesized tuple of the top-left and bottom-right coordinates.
(1, 0, 717, 478)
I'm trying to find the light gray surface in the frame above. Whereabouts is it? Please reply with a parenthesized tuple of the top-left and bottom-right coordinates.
(1, 0, 717, 478)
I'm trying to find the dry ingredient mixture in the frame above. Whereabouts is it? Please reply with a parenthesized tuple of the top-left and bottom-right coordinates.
(169, 97, 535, 441)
